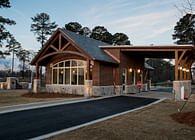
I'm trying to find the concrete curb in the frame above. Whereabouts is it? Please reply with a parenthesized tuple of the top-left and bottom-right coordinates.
(0, 95, 120, 114)
(30, 98, 165, 140)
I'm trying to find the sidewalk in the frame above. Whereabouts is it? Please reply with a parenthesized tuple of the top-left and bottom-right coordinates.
(127, 90, 174, 100)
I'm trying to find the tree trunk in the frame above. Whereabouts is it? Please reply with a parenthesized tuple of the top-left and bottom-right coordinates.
(12, 50, 14, 76)
(22, 60, 25, 78)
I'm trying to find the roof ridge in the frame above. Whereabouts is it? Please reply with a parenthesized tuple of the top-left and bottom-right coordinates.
(60, 28, 110, 45)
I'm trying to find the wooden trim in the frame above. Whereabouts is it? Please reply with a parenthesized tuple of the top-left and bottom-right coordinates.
(38, 51, 88, 63)
(178, 50, 187, 64)
(175, 50, 178, 81)
(180, 69, 183, 80)
(50, 45, 58, 52)
(36, 63, 39, 79)
(184, 70, 186, 80)
(59, 33, 61, 50)
(104, 50, 120, 63)
(121, 48, 191, 52)
(61, 42, 71, 51)
(61, 32, 93, 59)
(38, 34, 60, 60)
(86, 59, 90, 80)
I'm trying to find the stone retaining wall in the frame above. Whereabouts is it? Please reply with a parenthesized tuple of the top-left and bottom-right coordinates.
(46, 84, 84, 95)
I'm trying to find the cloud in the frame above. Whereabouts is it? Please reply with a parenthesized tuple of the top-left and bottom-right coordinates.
(144, 25, 173, 39)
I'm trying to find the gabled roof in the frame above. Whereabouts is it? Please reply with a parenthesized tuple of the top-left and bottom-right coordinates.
(31, 28, 118, 65)
(61, 29, 117, 63)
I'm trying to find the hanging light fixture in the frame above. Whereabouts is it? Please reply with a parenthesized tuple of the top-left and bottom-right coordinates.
(137, 69, 140, 73)
(129, 68, 132, 72)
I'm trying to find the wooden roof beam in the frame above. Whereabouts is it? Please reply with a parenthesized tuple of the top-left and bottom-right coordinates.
(178, 50, 187, 65)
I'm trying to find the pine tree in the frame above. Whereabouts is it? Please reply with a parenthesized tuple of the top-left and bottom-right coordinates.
(0, 0, 16, 58)
(172, 13, 195, 44)
(31, 12, 58, 47)
(17, 48, 30, 78)
(5, 34, 21, 75)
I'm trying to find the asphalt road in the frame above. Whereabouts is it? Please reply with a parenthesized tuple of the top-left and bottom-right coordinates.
(0, 96, 158, 140)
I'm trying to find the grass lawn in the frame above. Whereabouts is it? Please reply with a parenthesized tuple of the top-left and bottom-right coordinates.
(0, 91, 84, 107)
(46, 99, 195, 140)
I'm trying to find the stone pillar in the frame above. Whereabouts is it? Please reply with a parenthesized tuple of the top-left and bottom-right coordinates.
(147, 80, 151, 90)
(7, 77, 18, 89)
(173, 80, 191, 101)
(84, 80, 93, 97)
(33, 79, 40, 93)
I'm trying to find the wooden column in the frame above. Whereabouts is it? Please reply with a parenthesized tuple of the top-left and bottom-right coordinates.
(175, 50, 178, 81)
(184, 65, 187, 80)
(86, 60, 90, 80)
(180, 69, 183, 80)
(187, 69, 190, 80)
(36, 63, 39, 79)
(59, 34, 61, 50)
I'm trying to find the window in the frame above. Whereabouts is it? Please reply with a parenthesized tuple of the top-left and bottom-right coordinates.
(131, 69, 135, 85)
(52, 60, 86, 85)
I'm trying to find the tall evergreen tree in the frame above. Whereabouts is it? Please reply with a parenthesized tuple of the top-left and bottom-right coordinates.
(172, 13, 195, 44)
(31, 12, 58, 47)
(0, 0, 16, 58)
(5, 34, 21, 75)
(112, 33, 131, 45)
(80, 27, 91, 37)
(90, 26, 113, 44)
(31, 12, 57, 85)
(17, 48, 30, 78)
(65, 22, 82, 34)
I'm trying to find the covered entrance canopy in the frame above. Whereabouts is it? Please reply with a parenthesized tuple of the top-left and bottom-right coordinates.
(100, 45, 195, 81)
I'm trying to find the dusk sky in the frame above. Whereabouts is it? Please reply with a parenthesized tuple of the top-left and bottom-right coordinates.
(2, 0, 185, 51)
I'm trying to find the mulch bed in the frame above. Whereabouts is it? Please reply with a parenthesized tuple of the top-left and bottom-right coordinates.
(171, 111, 195, 127)
(21, 92, 84, 98)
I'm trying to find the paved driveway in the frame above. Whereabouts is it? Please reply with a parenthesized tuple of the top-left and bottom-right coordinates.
(0, 96, 158, 140)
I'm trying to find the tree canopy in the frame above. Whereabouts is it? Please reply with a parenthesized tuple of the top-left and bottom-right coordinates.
(65, 22, 82, 34)
(64, 22, 131, 45)
(0, 0, 16, 58)
(146, 58, 174, 83)
(31, 12, 58, 47)
(172, 13, 195, 44)
(5, 34, 21, 74)
(112, 33, 131, 45)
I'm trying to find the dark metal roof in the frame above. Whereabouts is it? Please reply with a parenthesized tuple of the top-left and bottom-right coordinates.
(61, 29, 117, 63)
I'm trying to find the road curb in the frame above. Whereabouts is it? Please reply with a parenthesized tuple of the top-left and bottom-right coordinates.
(30, 98, 165, 140)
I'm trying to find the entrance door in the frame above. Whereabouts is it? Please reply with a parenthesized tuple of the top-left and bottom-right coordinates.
(122, 68, 127, 92)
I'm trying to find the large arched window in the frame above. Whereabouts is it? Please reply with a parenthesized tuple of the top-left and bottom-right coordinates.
(52, 60, 86, 85)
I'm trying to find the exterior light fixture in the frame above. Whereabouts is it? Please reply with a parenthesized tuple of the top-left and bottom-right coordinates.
(60, 70, 64, 74)
(137, 69, 141, 73)
(179, 66, 182, 70)
(73, 70, 75, 74)
(129, 68, 132, 72)
(186, 69, 189, 72)
(183, 68, 186, 72)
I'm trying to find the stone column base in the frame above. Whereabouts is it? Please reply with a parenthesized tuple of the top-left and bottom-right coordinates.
(84, 80, 93, 97)
(173, 80, 191, 101)
(33, 79, 40, 93)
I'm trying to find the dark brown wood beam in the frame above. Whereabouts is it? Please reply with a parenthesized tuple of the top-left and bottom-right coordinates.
(61, 42, 70, 51)
(86, 59, 90, 80)
(36, 63, 39, 79)
(59, 33, 61, 50)
(121, 48, 191, 52)
(178, 50, 187, 64)
(50, 45, 58, 52)
(175, 50, 178, 81)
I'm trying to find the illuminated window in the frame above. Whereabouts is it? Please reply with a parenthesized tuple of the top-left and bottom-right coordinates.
(52, 60, 86, 85)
